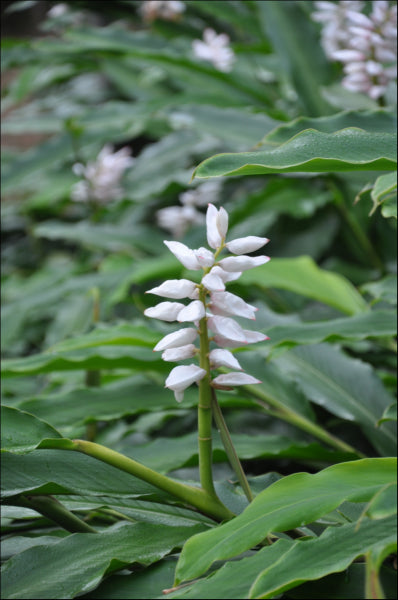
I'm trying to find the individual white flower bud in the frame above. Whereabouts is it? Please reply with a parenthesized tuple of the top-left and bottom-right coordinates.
(165, 364, 207, 402)
(144, 302, 184, 321)
(194, 247, 215, 268)
(209, 348, 243, 371)
(212, 372, 262, 388)
(209, 291, 257, 320)
(154, 328, 198, 351)
(208, 315, 247, 344)
(206, 203, 223, 249)
(202, 272, 226, 292)
(146, 279, 198, 299)
(213, 329, 269, 348)
(218, 255, 270, 272)
(210, 265, 242, 283)
(164, 241, 201, 270)
(162, 344, 197, 362)
(226, 236, 269, 255)
(178, 300, 206, 322)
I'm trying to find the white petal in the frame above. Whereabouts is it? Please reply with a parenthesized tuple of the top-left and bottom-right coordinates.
(165, 364, 207, 402)
(144, 302, 184, 321)
(210, 291, 257, 320)
(212, 372, 261, 387)
(194, 247, 215, 268)
(202, 272, 226, 292)
(154, 328, 198, 351)
(178, 300, 206, 322)
(210, 265, 242, 282)
(208, 315, 247, 343)
(226, 236, 269, 255)
(209, 349, 242, 370)
(147, 279, 198, 299)
(162, 344, 197, 362)
(242, 330, 269, 344)
(206, 203, 222, 249)
(216, 207, 228, 239)
(213, 328, 269, 348)
(164, 241, 201, 270)
(218, 255, 270, 272)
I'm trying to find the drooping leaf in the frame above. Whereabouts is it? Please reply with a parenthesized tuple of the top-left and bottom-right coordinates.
(175, 458, 396, 583)
(1, 522, 205, 600)
(1, 406, 62, 454)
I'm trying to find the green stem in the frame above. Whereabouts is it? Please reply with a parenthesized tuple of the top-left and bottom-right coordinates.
(43, 438, 234, 522)
(20, 495, 97, 534)
(365, 551, 386, 599)
(211, 389, 253, 502)
(244, 384, 365, 458)
(197, 292, 217, 498)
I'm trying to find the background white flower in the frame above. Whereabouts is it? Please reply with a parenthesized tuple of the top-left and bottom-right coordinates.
(192, 28, 236, 72)
(140, 0, 185, 22)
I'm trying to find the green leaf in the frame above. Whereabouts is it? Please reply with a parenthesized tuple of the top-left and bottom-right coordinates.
(371, 172, 397, 218)
(1, 450, 171, 500)
(1, 345, 167, 377)
(378, 403, 397, 425)
(364, 483, 398, 520)
(47, 324, 160, 353)
(1, 406, 62, 453)
(249, 516, 397, 599)
(175, 458, 397, 584)
(81, 559, 177, 599)
(193, 128, 396, 178)
(266, 310, 396, 351)
(1, 522, 205, 599)
(239, 256, 368, 315)
(273, 344, 397, 456)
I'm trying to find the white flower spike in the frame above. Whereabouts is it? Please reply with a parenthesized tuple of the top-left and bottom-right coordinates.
(145, 201, 270, 402)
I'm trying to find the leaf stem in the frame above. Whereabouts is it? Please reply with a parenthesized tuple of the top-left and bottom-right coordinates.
(211, 388, 253, 502)
(20, 495, 97, 534)
(40, 438, 235, 522)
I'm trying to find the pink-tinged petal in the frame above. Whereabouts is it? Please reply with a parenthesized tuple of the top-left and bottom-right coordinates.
(213, 334, 246, 349)
(202, 272, 225, 292)
(194, 247, 215, 268)
(226, 236, 269, 255)
(210, 265, 242, 283)
(146, 279, 198, 299)
(178, 300, 206, 322)
(144, 302, 184, 321)
(217, 207, 228, 238)
(208, 315, 247, 343)
(154, 328, 198, 351)
(164, 240, 201, 270)
(165, 364, 207, 402)
(218, 255, 270, 272)
(212, 372, 261, 387)
(209, 348, 242, 370)
(206, 203, 222, 249)
(210, 291, 257, 320)
(162, 344, 197, 362)
(243, 330, 269, 344)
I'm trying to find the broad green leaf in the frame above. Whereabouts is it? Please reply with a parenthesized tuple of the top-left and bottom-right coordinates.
(175, 458, 397, 583)
(266, 310, 396, 351)
(1, 406, 61, 453)
(249, 516, 397, 599)
(238, 256, 368, 315)
(361, 275, 397, 306)
(116, 432, 354, 474)
(273, 344, 397, 456)
(1, 450, 171, 500)
(378, 403, 397, 425)
(1, 522, 205, 600)
(193, 128, 396, 178)
(1, 345, 167, 377)
(364, 483, 398, 520)
(81, 559, 177, 599)
(371, 172, 397, 217)
(1, 535, 64, 563)
(260, 110, 396, 145)
(47, 324, 159, 353)
(168, 517, 396, 599)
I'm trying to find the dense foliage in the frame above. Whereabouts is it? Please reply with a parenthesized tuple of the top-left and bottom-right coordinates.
(1, 1, 397, 599)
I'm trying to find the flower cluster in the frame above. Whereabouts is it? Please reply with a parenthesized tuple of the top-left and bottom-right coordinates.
(312, 1, 397, 100)
(71, 145, 134, 204)
(156, 180, 222, 238)
(140, 0, 185, 22)
(145, 203, 270, 402)
(192, 28, 236, 72)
